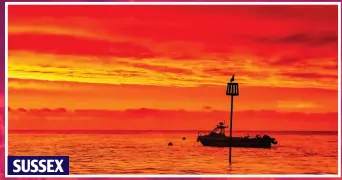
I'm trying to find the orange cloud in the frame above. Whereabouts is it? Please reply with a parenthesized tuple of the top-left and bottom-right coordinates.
(8, 78, 337, 114)
(7, 5, 339, 131)
(8, 108, 337, 131)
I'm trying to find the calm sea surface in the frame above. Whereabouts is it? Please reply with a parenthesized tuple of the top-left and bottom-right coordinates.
(8, 131, 338, 175)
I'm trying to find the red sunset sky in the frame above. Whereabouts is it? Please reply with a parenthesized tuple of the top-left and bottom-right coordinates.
(7, 5, 339, 131)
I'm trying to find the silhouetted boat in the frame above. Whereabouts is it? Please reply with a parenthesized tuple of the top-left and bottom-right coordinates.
(197, 122, 278, 148)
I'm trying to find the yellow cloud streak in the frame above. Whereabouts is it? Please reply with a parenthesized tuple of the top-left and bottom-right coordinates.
(8, 51, 338, 90)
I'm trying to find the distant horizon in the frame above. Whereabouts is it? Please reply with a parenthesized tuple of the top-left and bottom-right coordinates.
(7, 107, 339, 113)
(9, 129, 338, 133)
(8, 108, 338, 131)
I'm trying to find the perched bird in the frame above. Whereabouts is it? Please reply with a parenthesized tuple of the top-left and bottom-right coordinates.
(230, 75, 235, 82)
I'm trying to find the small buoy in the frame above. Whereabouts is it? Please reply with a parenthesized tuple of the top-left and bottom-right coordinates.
(168, 142, 173, 146)
(182, 137, 186, 140)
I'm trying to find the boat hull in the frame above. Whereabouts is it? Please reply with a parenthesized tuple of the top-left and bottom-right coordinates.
(198, 136, 272, 148)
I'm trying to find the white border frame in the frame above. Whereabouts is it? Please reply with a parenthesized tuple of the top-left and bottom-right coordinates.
(4, 1, 342, 178)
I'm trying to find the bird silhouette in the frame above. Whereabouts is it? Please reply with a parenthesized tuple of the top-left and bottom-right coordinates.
(230, 75, 235, 82)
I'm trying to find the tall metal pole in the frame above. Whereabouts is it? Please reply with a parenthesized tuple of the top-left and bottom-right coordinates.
(229, 95, 234, 164)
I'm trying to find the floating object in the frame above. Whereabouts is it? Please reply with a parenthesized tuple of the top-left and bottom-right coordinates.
(168, 142, 173, 146)
(197, 121, 278, 148)
(182, 137, 186, 140)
